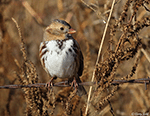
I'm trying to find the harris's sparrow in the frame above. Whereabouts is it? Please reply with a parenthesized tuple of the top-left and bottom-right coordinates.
(39, 19, 87, 96)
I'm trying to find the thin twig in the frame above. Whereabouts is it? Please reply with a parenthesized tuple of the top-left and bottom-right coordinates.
(81, 0, 106, 21)
(108, 100, 115, 116)
(12, 17, 27, 61)
(12, 18, 22, 39)
(21, 0, 47, 27)
(85, 0, 116, 115)
(81, 0, 97, 13)
(1, 78, 150, 89)
(141, 48, 150, 63)
(143, 4, 150, 12)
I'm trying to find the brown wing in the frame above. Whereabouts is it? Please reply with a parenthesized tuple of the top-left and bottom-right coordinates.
(78, 50, 84, 76)
(72, 39, 86, 96)
(72, 39, 84, 77)
(39, 42, 49, 74)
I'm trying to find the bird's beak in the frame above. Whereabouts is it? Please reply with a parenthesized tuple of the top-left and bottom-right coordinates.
(68, 28, 76, 34)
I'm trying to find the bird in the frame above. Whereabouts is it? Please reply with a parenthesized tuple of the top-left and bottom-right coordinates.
(39, 19, 87, 96)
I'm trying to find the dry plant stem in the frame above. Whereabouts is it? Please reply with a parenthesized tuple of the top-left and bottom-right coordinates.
(81, 0, 105, 20)
(115, 32, 126, 53)
(12, 18, 27, 61)
(11, 18, 22, 40)
(21, 0, 46, 27)
(81, 0, 97, 13)
(85, 0, 116, 115)
(141, 48, 150, 63)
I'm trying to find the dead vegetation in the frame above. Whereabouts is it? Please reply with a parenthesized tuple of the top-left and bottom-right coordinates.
(0, 0, 150, 116)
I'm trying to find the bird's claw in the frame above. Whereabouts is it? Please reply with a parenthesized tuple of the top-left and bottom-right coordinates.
(71, 78, 78, 92)
(45, 81, 54, 88)
(45, 77, 54, 91)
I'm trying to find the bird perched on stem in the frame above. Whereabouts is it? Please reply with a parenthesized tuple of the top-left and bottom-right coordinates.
(39, 19, 87, 96)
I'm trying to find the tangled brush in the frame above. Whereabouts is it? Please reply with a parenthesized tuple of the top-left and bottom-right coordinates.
(0, 0, 150, 116)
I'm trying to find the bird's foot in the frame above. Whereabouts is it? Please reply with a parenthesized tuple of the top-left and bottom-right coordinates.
(45, 77, 54, 90)
(71, 78, 78, 93)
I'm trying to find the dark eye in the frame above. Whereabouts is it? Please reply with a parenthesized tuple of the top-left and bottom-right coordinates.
(60, 27, 64, 31)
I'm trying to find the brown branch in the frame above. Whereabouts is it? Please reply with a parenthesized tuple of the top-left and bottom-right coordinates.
(0, 78, 150, 89)
(21, 0, 47, 27)
(143, 4, 150, 12)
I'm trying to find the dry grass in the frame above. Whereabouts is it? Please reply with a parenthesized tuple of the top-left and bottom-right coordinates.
(0, 0, 150, 116)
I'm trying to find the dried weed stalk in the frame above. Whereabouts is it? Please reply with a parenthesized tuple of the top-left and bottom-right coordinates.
(12, 16, 86, 115)
(12, 18, 56, 116)
(85, 0, 116, 114)
(9, 0, 150, 116)
(86, 0, 150, 114)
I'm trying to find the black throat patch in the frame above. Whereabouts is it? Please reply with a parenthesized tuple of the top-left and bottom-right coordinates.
(56, 40, 63, 49)
(56, 39, 69, 50)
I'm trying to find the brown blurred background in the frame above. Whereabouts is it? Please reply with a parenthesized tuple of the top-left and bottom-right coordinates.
(0, 0, 150, 116)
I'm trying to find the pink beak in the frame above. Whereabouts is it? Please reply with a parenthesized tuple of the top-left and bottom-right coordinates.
(68, 28, 76, 34)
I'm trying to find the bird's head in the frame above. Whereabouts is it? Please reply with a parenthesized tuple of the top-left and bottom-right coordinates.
(44, 19, 76, 41)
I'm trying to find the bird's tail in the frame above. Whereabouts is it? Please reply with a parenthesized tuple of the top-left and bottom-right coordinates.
(75, 77, 87, 97)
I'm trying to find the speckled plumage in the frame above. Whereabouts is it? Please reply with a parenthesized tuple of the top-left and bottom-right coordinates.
(39, 19, 86, 96)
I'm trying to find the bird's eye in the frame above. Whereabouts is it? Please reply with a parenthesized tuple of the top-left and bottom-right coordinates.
(60, 27, 64, 31)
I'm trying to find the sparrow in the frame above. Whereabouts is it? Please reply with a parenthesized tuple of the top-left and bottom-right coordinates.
(39, 19, 87, 96)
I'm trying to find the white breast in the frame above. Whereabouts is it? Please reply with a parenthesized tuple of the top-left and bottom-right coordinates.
(40, 39, 77, 78)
